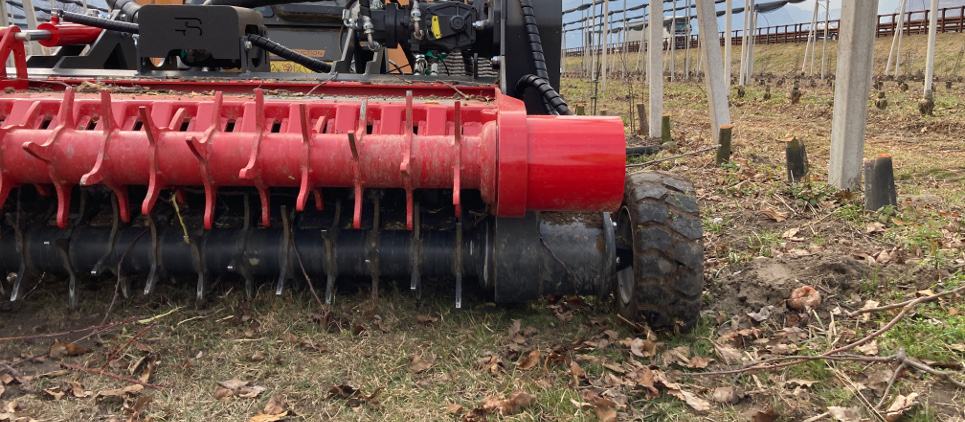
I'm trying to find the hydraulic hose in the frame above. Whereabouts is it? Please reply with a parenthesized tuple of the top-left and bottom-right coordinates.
(246, 34, 332, 72)
(202, 0, 315, 7)
(515, 74, 573, 116)
(518, 0, 549, 82)
(59, 10, 139, 34)
(58, 11, 333, 73)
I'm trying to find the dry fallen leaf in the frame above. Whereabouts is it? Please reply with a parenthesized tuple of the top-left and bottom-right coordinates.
(250, 351, 266, 362)
(660, 346, 691, 367)
(67, 381, 91, 398)
(668, 389, 710, 412)
(65, 343, 91, 356)
(629, 338, 656, 358)
(687, 356, 713, 369)
(856, 340, 879, 356)
(417, 315, 438, 325)
(445, 403, 464, 415)
(516, 350, 540, 371)
(711, 386, 741, 404)
(883, 393, 919, 422)
(96, 384, 143, 398)
(580, 390, 617, 422)
(747, 306, 771, 322)
(219, 378, 250, 390)
(213, 387, 234, 400)
(570, 361, 587, 386)
(263, 395, 287, 415)
(481, 390, 535, 416)
(828, 406, 863, 422)
(43, 388, 65, 400)
(749, 408, 780, 422)
(761, 206, 788, 222)
(238, 385, 267, 399)
(409, 355, 435, 373)
(714, 343, 742, 365)
(477, 354, 504, 374)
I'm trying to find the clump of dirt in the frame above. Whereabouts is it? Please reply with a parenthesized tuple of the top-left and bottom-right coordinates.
(710, 253, 867, 315)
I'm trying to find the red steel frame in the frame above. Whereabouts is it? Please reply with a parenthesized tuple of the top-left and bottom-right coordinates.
(0, 26, 626, 231)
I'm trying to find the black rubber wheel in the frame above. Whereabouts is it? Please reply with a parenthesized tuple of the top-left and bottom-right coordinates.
(615, 171, 704, 331)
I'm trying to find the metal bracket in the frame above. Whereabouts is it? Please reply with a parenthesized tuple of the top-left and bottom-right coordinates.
(239, 89, 272, 227)
(401, 91, 415, 230)
(296, 104, 324, 212)
(21, 90, 74, 228)
(185, 93, 223, 230)
(81, 90, 131, 224)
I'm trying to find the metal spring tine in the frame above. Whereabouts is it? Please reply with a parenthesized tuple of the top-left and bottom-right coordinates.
(455, 220, 463, 309)
(410, 201, 421, 299)
(324, 198, 341, 304)
(10, 190, 27, 302)
(239, 193, 256, 298)
(275, 206, 290, 296)
(143, 214, 160, 296)
(369, 193, 380, 300)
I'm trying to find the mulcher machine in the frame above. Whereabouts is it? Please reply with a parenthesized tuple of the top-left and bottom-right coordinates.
(0, 0, 703, 329)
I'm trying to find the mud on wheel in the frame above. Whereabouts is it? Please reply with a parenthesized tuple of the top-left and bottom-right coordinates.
(615, 171, 704, 331)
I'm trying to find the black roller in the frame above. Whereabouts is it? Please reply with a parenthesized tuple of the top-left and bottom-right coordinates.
(0, 192, 615, 306)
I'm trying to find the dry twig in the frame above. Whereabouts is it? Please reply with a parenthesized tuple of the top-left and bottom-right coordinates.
(61, 363, 168, 390)
(100, 322, 157, 370)
(691, 285, 965, 405)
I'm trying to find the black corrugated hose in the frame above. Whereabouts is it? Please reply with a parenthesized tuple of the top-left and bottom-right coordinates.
(59, 10, 139, 33)
(515, 74, 573, 116)
(518, 0, 548, 81)
(58, 11, 332, 73)
(517, 0, 574, 115)
(246, 34, 332, 72)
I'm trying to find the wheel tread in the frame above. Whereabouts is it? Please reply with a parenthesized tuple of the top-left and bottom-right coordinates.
(617, 171, 704, 330)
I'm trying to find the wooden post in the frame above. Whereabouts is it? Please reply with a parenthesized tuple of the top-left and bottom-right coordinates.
(725, 0, 733, 89)
(670, 0, 677, 81)
(747, 8, 758, 81)
(684, 0, 692, 80)
(925, 0, 939, 94)
(896, 5, 907, 76)
(636, 102, 649, 135)
(803, 0, 819, 75)
(0, 0, 8, 27)
(575, 104, 586, 115)
(716, 125, 733, 165)
(821, 0, 831, 79)
(601, 0, 610, 91)
(886, 0, 908, 76)
(696, 0, 731, 144)
(864, 154, 897, 211)
(785, 137, 809, 183)
(648, 2, 664, 139)
(829, 0, 879, 190)
(590, 0, 599, 83)
(739, 0, 750, 86)
(661, 114, 672, 144)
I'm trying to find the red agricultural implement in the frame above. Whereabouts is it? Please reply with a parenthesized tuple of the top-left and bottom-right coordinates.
(0, 0, 702, 329)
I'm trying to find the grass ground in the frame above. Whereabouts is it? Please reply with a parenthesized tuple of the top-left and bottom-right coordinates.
(1, 33, 964, 422)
